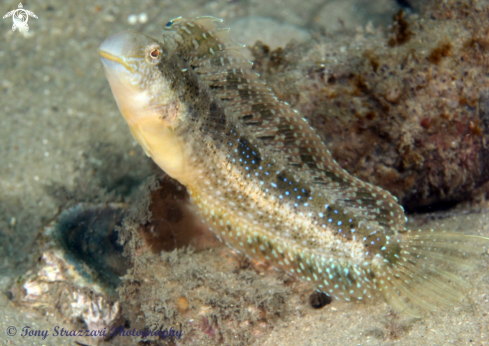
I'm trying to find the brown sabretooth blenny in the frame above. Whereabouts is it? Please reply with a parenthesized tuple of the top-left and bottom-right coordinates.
(99, 16, 488, 316)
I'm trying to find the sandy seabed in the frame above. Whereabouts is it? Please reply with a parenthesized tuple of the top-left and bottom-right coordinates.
(1, 0, 488, 345)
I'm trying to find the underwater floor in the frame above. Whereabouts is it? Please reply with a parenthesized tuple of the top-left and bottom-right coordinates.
(1, 0, 488, 345)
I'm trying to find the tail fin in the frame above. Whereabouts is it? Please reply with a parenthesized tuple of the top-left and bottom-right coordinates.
(372, 229, 488, 317)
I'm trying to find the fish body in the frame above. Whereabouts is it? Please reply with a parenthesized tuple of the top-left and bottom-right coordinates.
(99, 17, 487, 316)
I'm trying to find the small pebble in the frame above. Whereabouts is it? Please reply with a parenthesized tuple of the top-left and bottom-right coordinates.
(138, 13, 148, 24)
(128, 13, 148, 25)
(128, 14, 138, 25)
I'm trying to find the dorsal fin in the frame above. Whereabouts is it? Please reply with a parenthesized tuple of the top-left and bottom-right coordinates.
(163, 16, 246, 66)
(163, 17, 407, 230)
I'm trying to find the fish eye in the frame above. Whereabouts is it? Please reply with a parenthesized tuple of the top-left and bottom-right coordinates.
(150, 49, 159, 59)
(145, 44, 162, 64)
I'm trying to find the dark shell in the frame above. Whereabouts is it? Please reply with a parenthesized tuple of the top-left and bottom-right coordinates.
(51, 203, 131, 293)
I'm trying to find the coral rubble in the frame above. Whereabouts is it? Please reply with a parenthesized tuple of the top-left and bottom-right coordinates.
(117, 176, 294, 345)
(252, 0, 489, 212)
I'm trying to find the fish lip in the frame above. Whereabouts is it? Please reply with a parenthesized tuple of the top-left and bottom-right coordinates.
(99, 50, 135, 73)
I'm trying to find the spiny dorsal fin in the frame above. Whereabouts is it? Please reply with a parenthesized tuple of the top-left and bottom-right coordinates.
(163, 17, 406, 230)
(164, 16, 246, 66)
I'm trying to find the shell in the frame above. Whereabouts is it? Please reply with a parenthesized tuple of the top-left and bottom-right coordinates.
(11, 203, 128, 341)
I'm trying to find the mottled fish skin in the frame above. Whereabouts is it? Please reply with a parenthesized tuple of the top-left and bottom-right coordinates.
(99, 17, 488, 317)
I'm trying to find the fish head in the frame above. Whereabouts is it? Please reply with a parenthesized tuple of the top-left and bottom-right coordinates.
(99, 31, 177, 127)
(99, 31, 191, 183)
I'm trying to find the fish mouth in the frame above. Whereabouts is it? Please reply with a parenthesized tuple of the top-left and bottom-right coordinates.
(99, 31, 152, 74)
(99, 50, 135, 73)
